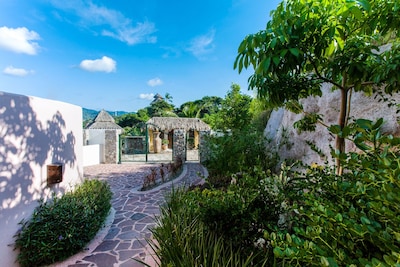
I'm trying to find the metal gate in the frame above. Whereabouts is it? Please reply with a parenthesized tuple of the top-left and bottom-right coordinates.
(120, 132, 173, 163)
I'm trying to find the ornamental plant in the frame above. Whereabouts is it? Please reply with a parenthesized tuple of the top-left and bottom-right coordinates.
(14, 180, 112, 267)
(268, 119, 400, 266)
(235, 0, 400, 174)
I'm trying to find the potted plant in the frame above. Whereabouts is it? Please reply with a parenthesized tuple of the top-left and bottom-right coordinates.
(162, 139, 169, 150)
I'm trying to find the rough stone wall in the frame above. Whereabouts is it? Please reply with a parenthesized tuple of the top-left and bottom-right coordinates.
(199, 130, 211, 164)
(265, 84, 400, 166)
(104, 130, 118, 164)
(173, 129, 186, 162)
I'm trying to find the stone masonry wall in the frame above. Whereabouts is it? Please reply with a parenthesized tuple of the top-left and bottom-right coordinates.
(173, 129, 186, 162)
(199, 130, 210, 164)
(105, 130, 117, 164)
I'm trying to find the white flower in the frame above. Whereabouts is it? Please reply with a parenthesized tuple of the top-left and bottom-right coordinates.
(254, 238, 266, 248)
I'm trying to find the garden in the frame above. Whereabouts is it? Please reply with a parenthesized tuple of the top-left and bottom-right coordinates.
(12, 0, 400, 266)
(144, 0, 400, 266)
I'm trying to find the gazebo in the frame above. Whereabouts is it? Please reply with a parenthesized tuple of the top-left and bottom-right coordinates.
(146, 117, 211, 162)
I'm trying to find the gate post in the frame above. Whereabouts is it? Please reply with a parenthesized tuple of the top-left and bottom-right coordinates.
(173, 129, 186, 162)
(199, 130, 211, 164)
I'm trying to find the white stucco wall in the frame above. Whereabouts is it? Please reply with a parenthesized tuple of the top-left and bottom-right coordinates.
(86, 129, 106, 145)
(83, 144, 104, 166)
(0, 91, 84, 267)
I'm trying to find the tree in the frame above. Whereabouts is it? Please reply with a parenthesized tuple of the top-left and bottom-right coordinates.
(148, 93, 176, 117)
(180, 101, 201, 118)
(177, 96, 223, 118)
(205, 84, 252, 131)
(235, 0, 400, 174)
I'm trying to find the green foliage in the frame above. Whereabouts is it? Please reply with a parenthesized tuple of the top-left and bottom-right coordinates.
(148, 95, 176, 117)
(293, 112, 323, 133)
(181, 117, 400, 266)
(14, 180, 112, 267)
(196, 168, 286, 251)
(203, 127, 272, 185)
(176, 96, 223, 119)
(143, 188, 267, 267)
(202, 84, 274, 185)
(204, 83, 252, 131)
(235, 0, 400, 101)
(115, 113, 143, 128)
(268, 119, 400, 266)
(235, 0, 400, 169)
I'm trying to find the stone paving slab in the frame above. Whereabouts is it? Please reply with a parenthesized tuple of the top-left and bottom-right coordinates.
(52, 162, 207, 267)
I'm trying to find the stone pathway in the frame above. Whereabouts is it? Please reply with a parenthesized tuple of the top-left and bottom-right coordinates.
(63, 162, 207, 267)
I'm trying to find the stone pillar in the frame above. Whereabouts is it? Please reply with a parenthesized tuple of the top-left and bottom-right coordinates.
(199, 130, 211, 164)
(105, 130, 117, 164)
(173, 129, 186, 162)
(153, 131, 161, 153)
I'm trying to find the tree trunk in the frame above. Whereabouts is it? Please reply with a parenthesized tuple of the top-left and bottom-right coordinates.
(336, 86, 348, 175)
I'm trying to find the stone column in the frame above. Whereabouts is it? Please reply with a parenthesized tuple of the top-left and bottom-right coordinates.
(173, 129, 186, 162)
(105, 130, 117, 164)
(153, 132, 162, 153)
(199, 130, 211, 164)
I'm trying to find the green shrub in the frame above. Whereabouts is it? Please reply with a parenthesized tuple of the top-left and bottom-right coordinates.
(194, 118, 400, 266)
(203, 126, 274, 187)
(268, 119, 400, 266)
(194, 168, 286, 252)
(14, 179, 112, 267)
(149, 117, 400, 266)
(143, 188, 268, 267)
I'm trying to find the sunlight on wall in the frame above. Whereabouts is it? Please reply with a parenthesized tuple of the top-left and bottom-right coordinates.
(0, 91, 84, 267)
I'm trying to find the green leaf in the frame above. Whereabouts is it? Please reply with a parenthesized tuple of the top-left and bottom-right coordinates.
(280, 49, 288, 57)
(320, 256, 329, 266)
(335, 213, 343, 222)
(329, 125, 341, 134)
(357, 0, 371, 12)
(383, 255, 395, 266)
(350, 6, 363, 20)
(272, 56, 280, 66)
(270, 37, 277, 49)
(238, 39, 247, 53)
(289, 47, 300, 57)
(341, 126, 352, 138)
(273, 247, 284, 257)
(372, 118, 384, 130)
(326, 41, 336, 56)
(356, 119, 372, 130)
(328, 257, 339, 267)
(360, 216, 371, 225)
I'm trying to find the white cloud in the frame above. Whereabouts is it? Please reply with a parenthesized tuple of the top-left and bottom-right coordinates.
(139, 93, 154, 100)
(50, 0, 157, 45)
(186, 29, 215, 59)
(79, 56, 116, 73)
(147, 77, 163, 87)
(0, 26, 41, 55)
(3, 66, 34, 76)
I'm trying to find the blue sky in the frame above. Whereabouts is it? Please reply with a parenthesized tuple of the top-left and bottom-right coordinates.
(0, 0, 280, 112)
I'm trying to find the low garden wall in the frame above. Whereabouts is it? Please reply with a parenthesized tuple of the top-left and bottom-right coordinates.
(83, 144, 104, 166)
(0, 91, 84, 267)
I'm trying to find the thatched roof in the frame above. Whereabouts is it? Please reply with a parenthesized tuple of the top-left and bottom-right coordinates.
(85, 109, 123, 130)
(146, 117, 211, 131)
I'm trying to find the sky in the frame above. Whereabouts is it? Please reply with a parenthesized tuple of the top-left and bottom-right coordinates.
(0, 0, 280, 112)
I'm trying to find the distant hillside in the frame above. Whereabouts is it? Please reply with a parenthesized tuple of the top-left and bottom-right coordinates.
(83, 108, 132, 121)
